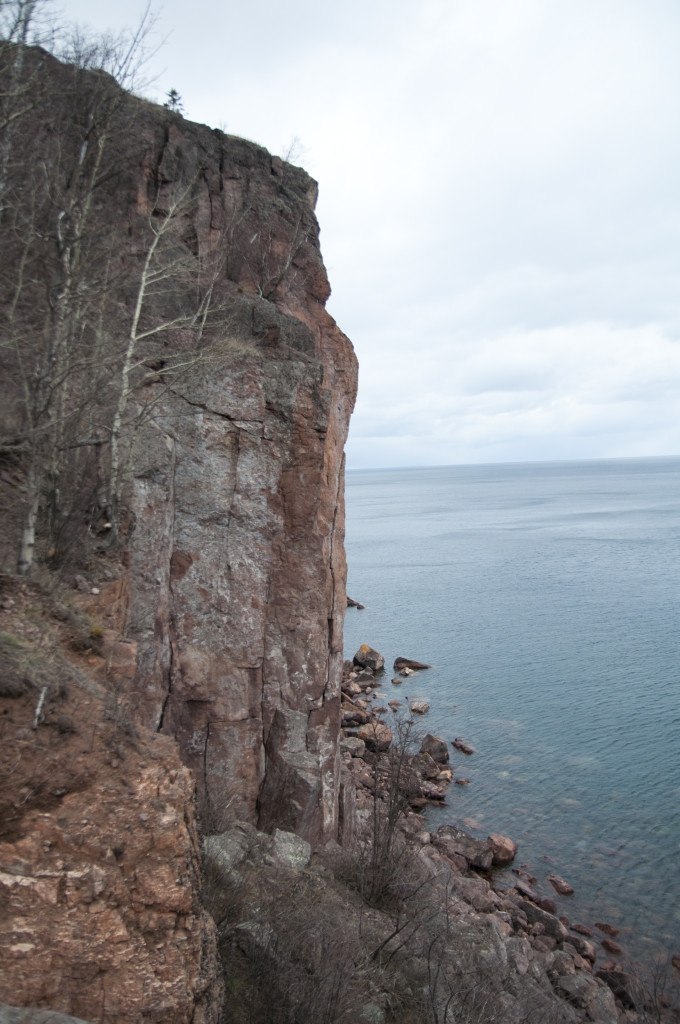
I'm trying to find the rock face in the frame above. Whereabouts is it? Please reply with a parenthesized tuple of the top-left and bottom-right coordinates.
(0, 44, 356, 1024)
(1, 45, 357, 849)
(0, 629, 222, 1024)
(117, 128, 357, 847)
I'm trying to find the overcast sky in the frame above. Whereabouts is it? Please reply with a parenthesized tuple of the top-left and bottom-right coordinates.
(54, 0, 680, 468)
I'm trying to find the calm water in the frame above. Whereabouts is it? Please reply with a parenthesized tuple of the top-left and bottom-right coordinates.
(343, 457, 680, 964)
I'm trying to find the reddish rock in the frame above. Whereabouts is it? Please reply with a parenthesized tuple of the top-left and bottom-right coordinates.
(0, 677, 221, 1024)
(672, 953, 680, 973)
(538, 898, 558, 914)
(488, 832, 518, 866)
(571, 922, 595, 937)
(548, 873, 574, 895)
(393, 657, 431, 672)
(453, 738, 476, 755)
(595, 922, 620, 937)
(88, 102, 356, 848)
(601, 938, 624, 956)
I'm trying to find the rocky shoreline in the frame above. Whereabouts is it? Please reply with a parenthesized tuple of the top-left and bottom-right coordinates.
(340, 641, 680, 1023)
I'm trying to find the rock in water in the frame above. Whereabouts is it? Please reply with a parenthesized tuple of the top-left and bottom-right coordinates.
(393, 657, 431, 672)
(353, 644, 385, 673)
(420, 733, 450, 763)
(409, 701, 430, 715)
(548, 873, 574, 895)
(453, 738, 476, 755)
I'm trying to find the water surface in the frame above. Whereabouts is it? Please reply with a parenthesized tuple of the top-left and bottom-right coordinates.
(343, 457, 680, 963)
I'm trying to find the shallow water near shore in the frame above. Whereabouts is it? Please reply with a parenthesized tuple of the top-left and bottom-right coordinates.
(343, 456, 680, 965)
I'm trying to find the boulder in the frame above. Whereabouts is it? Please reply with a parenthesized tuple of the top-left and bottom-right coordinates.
(517, 900, 569, 943)
(357, 722, 393, 752)
(487, 832, 518, 866)
(548, 873, 574, 895)
(434, 825, 494, 871)
(272, 829, 311, 870)
(596, 969, 639, 1010)
(409, 701, 430, 715)
(339, 736, 366, 757)
(512, 879, 539, 901)
(412, 752, 441, 780)
(346, 596, 365, 609)
(341, 708, 371, 726)
(393, 657, 431, 672)
(419, 781, 446, 801)
(566, 933, 597, 962)
(601, 937, 624, 956)
(390, 676, 403, 685)
(453, 738, 475, 755)
(353, 645, 385, 673)
(420, 733, 449, 764)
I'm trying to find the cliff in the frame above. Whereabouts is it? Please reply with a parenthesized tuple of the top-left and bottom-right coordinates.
(0, 41, 356, 1022)
(2, 42, 664, 1024)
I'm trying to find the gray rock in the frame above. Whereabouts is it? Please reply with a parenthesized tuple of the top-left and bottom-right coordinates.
(420, 733, 449, 764)
(272, 829, 311, 870)
(518, 900, 569, 943)
(0, 1005, 94, 1024)
(340, 735, 366, 757)
(358, 1004, 386, 1024)
(353, 645, 385, 673)
(434, 825, 494, 871)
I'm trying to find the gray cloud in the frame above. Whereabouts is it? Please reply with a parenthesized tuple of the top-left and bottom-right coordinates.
(60, 0, 680, 467)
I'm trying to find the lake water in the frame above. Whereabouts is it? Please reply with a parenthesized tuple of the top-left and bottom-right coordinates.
(343, 457, 680, 965)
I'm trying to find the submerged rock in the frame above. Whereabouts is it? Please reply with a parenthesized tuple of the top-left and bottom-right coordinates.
(549, 873, 574, 895)
(453, 738, 476, 755)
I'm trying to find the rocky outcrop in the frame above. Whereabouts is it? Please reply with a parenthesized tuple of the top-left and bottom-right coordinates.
(1, 44, 357, 849)
(0, 587, 222, 1023)
(0, 43, 356, 1024)
(115, 125, 357, 846)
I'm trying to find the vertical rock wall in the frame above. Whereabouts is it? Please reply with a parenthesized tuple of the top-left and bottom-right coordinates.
(120, 125, 358, 846)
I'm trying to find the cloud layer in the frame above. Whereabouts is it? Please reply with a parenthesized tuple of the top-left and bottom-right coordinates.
(60, 0, 680, 467)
